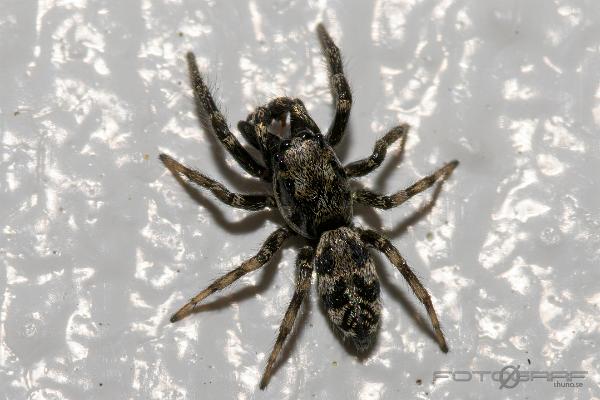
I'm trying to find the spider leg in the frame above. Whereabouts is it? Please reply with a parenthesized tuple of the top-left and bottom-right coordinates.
(237, 120, 261, 149)
(186, 52, 268, 180)
(288, 98, 320, 137)
(344, 124, 409, 178)
(357, 228, 448, 352)
(160, 153, 275, 211)
(247, 97, 320, 139)
(243, 106, 279, 172)
(170, 227, 292, 323)
(262, 97, 320, 136)
(317, 23, 352, 146)
(353, 160, 458, 209)
(259, 246, 314, 390)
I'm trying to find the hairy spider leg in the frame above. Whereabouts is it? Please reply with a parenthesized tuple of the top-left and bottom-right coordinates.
(186, 52, 268, 179)
(353, 160, 459, 209)
(259, 247, 314, 390)
(236, 98, 294, 154)
(245, 97, 320, 142)
(260, 97, 320, 137)
(317, 23, 352, 146)
(237, 120, 261, 149)
(358, 228, 448, 352)
(242, 105, 279, 178)
(159, 153, 275, 210)
(170, 228, 291, 322)
(344, 124, 410, 177)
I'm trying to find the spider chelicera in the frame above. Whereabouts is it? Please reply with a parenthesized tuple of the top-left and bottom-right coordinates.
(160, 24, 458, 389)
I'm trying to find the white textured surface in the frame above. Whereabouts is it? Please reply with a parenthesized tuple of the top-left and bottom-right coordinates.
(2, 1, 600, 399)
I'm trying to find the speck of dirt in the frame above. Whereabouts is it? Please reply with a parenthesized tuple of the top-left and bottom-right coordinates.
(99, 383, 103, 387)
(426, 232, 434, 241)
(14, 111, 20, 116)
(527, 358, 531, 365)
(416, 379, 422, 385)
(332, 361, 338, 367)
(178, 31, 183, 37)
(143, 153, 150, 161)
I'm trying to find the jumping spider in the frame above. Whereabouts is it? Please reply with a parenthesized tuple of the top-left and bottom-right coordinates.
(160, 24, 458, 389)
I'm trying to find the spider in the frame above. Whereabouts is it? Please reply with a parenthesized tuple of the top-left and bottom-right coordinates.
(160, 24, 458, 389)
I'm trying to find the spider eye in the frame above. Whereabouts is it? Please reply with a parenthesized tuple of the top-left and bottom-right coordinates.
(280, 140, 292, 151)
(300, 130, 314, 140)
(316, 133, 326, 146)
(274, 153, 287, 171)
(283, 179, 295, 193)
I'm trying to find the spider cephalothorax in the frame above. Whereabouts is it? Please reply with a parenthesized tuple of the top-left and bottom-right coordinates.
(161, 24, 458, 389)
(272, 130, 352, 239)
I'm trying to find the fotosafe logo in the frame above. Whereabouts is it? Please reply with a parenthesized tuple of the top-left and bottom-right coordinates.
(433, 365, 587, 389)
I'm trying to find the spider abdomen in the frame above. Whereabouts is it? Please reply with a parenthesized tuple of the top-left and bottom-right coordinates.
(314, 227, 382, 351)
